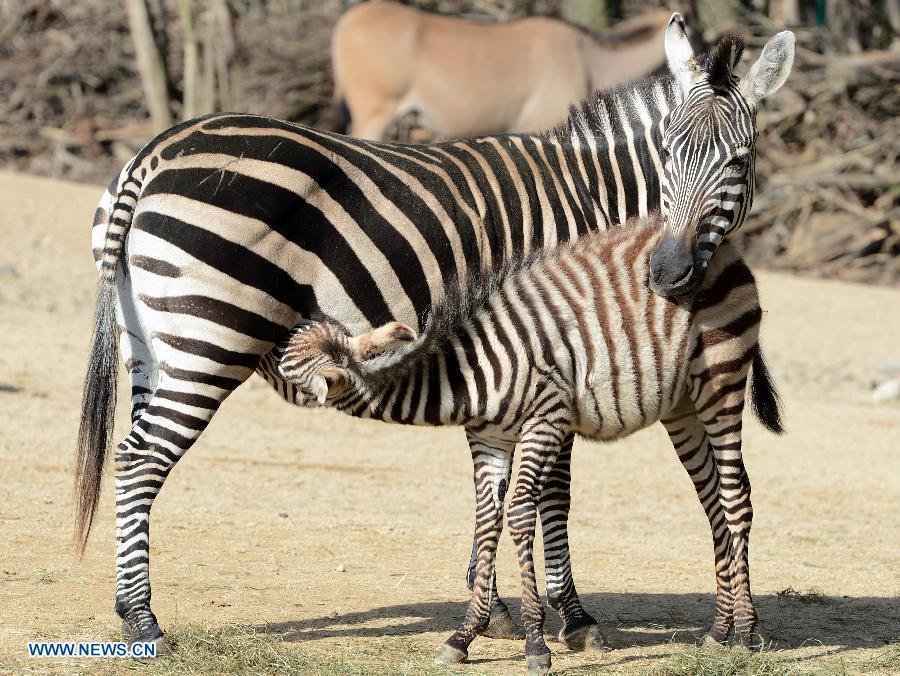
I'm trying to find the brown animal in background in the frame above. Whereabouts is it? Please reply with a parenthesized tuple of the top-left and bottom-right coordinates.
(331, 1, 673, 140)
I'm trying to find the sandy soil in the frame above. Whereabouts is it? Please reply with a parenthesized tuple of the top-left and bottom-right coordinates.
(0, 171, 898, 673)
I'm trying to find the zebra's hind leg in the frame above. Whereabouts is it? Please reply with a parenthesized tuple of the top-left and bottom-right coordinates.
(662, 398, 735, 646)
(114, 369, 246, 650)
(436, 434, 514, 664)
(541, 435, 605, 652)
(508, 419, 569, 676)
(697, 390, 758, 645)
(466, 536, 525, 640)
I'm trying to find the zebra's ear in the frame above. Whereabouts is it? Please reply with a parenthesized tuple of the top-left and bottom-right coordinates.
(665, 13, 704, 97)
(739, 31, 795, 106)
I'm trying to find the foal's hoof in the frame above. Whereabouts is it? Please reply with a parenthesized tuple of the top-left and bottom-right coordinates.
(700, 632, 727, 649)
(434, 644, 468, 665)
(734, 629, 765, 650)
(526, 652, 552, 676)
(560, 622, 606, 652)
(480, 606, 526, 640)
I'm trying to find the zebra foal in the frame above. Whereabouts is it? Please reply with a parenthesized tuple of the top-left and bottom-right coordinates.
(275, 214, 784, 674)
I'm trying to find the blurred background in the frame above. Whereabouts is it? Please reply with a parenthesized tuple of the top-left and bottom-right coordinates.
(1, 4, 899, 672)
(0, 0, 898, 285)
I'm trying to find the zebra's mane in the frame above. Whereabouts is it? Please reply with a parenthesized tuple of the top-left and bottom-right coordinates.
(547, 33, 747, 144)
(701, 33, 746, 90)
(354, 214, 662, 385)
(545, 72, 677, 144)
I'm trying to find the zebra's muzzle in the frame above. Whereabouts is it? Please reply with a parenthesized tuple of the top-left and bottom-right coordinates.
(648, 235, 703, 298)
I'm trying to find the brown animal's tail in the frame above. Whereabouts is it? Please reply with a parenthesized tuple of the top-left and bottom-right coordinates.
(332, 95, 351, 135)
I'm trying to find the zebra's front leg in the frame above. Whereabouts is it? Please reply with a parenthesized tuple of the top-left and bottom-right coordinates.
(436, 434, 515, 664)
(114, 376, 232, 651)
(700, 395, 757, 644)
(508, 420, 568, 676)
(663, 399, 735, 645)
(540, 434, 604, 652)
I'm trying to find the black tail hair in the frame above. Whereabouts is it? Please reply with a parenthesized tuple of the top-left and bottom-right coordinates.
(332, 97, 351, 135)
(749, 345, 784, 434)
(74, 279, 119, 555)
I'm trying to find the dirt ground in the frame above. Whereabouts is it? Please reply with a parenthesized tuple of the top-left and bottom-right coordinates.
(0, 170, 898, 674)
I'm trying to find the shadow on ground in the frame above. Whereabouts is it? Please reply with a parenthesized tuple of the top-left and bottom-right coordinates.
(254, 592, 899, 651)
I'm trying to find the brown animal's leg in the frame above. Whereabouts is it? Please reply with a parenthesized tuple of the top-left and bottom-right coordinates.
(696, 385, 757, 644)
(348, 103, 400, 141)
(541, 435, 604, 652)
(508, 420, 568, 676)
(435, 434, 514, 664)
(662, 397, 735, 645)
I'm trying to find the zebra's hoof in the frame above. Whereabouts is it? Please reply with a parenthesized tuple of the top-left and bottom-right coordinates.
(560, 622, 606, 652)
(480, 607, 525, 640)
(434, 644, 468, 664)
(526, 652, 552, 676)
(131, 634, 172, 661)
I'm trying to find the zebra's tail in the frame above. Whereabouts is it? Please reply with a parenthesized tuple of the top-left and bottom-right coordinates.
(75, 174, 140, 555)
(749, 344, 784, 435)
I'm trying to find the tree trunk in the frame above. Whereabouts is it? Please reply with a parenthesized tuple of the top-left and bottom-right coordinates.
(562, 0, 620, 31)
(126, 0, 173, 132)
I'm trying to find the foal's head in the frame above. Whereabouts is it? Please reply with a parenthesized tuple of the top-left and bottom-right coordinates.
(276, 321, 417, 405)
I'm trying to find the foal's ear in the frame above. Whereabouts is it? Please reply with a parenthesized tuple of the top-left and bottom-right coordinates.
(665, 13, 704, 97)
(308, 374, 330, 405)
(739, 31, 795, 106)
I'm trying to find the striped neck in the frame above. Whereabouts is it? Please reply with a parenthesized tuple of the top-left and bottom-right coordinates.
(548, 74, 682, 225)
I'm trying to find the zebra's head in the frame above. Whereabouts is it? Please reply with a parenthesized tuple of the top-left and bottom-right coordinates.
(649, 14, 795, 297)
(276, 321, 417, 406)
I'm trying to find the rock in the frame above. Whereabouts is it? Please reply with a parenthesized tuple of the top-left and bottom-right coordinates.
(871, 379, 900, 402)
(334, 563, 346, 572)
(876, 359, 900, 376)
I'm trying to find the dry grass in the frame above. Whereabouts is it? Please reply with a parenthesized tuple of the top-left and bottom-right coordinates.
(649, 642, 900, 676)
(103, 625, 477, 676)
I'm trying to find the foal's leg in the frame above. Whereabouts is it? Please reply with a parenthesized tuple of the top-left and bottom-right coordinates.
(508, 420, 568, 676)
(696, 386, 757, 643)
(436, 434, 514, 663)
(540, 434, 604, 651)
(662, 397, 735, 645)
(463, 433, 524, 640)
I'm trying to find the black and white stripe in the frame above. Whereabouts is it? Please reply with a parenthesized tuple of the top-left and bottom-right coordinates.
(273, 215, 784, 671)
(74, 16, 795, 652)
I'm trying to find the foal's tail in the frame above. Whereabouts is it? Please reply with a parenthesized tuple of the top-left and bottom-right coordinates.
(749, 345, 784, 434)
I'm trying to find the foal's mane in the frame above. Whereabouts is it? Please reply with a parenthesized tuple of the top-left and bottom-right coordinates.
(353, 215, 662, 385)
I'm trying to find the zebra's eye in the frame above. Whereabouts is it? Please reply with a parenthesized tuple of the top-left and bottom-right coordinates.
(726, 155, 749, 173)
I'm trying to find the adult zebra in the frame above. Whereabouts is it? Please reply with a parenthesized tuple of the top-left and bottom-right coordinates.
(75, 15, 794, 652)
